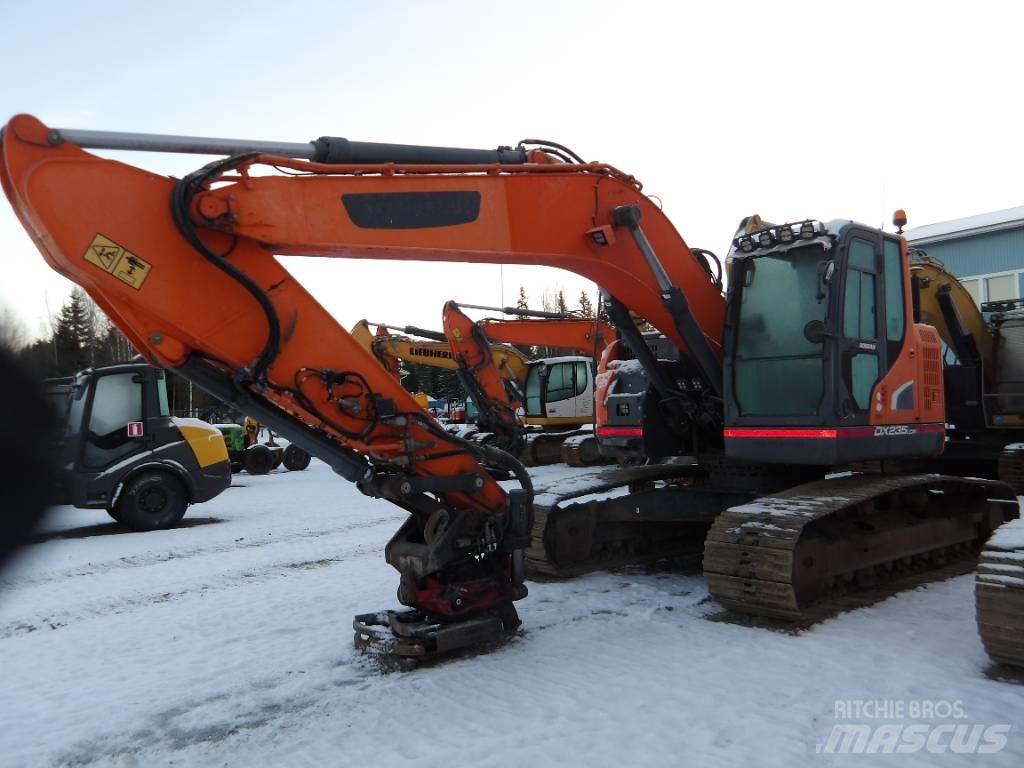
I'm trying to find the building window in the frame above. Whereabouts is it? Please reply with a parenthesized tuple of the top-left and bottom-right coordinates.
(987, 274, 1018, 303)
(961, 278, 980, 304)
(959, 271, 1022, 306)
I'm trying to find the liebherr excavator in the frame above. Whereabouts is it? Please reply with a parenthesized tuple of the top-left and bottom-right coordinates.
(351, 317, 528, 384)
(3, 114, 1020, 664)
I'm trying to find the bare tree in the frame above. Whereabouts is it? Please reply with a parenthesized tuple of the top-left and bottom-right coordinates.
(540, 287, 562, 315)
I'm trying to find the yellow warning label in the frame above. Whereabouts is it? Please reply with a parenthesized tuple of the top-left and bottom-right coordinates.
(83, 234, 152, 290)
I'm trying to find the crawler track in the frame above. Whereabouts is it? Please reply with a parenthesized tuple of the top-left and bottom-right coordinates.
(526, 463, 745, 578)
(704, 474, 1018, 621)
(977, 518, 1024, 668)
(560, 434, 612, 467)
(521, 429, 590, 466)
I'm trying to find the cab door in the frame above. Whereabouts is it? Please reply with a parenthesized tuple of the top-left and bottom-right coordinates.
(837, 233, 884, 423)
(70, 368, 149, 507)
(542, 361, 578, 419)
(572, 361, 594, 418)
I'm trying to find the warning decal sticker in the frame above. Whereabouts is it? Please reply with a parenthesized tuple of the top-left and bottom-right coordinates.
(83, 234, 152, 290)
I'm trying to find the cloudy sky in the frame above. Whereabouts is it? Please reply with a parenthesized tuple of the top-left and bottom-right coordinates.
(2, 0, 1022, 337)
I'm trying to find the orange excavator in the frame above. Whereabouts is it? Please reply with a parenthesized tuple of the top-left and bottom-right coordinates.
(3, 115, 1020, 664)
(441, 301, 616, 464)
(352, 313, 604, 464)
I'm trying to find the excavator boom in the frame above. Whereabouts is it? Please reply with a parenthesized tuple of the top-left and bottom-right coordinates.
(458, 314, 616, 359)
(1, 114, 724, 659)
(910, 253, 994, 378)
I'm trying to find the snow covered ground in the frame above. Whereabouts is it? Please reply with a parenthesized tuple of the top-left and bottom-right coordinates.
(1, 461, 1021, 767)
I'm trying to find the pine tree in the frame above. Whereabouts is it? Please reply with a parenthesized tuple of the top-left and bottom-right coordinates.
(516, 285, 529, 311)
(52, 288, 92, 375)
(578, 291, 594, 318)
(512, 286, 536, 356)
(556, 289, 568, 316)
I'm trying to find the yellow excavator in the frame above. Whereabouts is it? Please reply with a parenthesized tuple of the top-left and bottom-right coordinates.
(351, 318, 528, 386)
(909, 253, 1024, 667)
(910, 253, 1024, 465)
(350, 318, 526, 427)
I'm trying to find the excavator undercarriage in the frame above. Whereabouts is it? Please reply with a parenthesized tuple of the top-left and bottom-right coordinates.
(706, 473, 1016, 620)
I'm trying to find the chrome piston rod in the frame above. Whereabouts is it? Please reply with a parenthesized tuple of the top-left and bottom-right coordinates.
(43, 127, 529, 165)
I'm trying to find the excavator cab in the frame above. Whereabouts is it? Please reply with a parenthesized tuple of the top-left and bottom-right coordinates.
(522, 356, 595, 424)
(723, 220, 946, 464)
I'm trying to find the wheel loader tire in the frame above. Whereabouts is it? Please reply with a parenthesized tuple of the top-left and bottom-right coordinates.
(282, 444, 311, 471)
(113, 471, 187, 531)
(245, 444, 275, 475)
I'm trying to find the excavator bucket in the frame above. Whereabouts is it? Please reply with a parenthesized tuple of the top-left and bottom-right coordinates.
(353, 607, 517, 664)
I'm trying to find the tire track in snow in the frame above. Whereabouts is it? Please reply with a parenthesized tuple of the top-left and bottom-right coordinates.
(1, 515, 398, 590)
(0, 541, 386, 639)
(50, 572, 714, 767)
(56, 664, 377, 768)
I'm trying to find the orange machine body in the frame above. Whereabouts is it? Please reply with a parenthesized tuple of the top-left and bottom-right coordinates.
(1, 114, 723, 522)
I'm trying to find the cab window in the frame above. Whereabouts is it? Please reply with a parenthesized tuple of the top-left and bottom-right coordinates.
(734, 245, 827, 416)
(546, 363, 577, 402)
(157, 374, 171, 417)
(843, 238, 880, 412)
(82, 373, 144, 468)
(524, 365, 544, 416)
(883, 239, 905, 343)
(843, 240, 877, 340)
(574, 362, 589, 395)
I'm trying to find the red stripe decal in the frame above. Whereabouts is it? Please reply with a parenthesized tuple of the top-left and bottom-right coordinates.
(724, 424, 945, 440)
(724, 428, 837, 439)
(597, 426, 643, 438)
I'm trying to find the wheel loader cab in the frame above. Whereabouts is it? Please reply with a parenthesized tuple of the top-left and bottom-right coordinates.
(723, 220, 946, 464)
(49, 363, 231, 529)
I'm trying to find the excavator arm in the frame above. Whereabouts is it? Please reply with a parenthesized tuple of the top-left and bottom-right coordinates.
(460, 313, 616, 359)
(350, 320, 404, 375)
(1, 114, 724, 658)
(910, 253, 994, 378)
(441, 301, 528, 445)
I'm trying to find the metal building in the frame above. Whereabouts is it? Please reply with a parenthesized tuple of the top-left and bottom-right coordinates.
(905, 206, 1024, 306)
